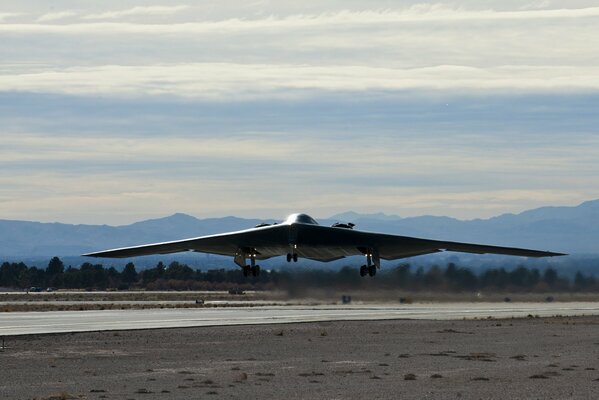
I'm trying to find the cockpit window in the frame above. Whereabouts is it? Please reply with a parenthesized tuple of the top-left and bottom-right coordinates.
(285, 213, 319, 225)
(296, 214, 318, 224)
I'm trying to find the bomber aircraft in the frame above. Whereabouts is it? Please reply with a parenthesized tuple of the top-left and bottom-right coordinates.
(84, 213, 565, 277)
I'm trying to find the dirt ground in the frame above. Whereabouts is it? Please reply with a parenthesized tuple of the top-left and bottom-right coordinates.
(2, 316, 599, 399)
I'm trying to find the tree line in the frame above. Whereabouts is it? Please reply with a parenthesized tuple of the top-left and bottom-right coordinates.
(0, 257, 597, 292)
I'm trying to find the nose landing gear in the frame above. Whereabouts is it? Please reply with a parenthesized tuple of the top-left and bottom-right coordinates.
(360, 265, 368, 277)
(360, 249, 379, 277)
(287, 244, 298, 262)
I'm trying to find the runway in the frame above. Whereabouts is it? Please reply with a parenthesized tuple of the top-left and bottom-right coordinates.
(2, 302, 599, 336)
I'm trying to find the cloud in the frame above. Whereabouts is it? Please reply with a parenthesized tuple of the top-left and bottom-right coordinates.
(0, 63, 597, 99)
(36, 11, 78, 22)
(82, 5, 189, 20)
(0, 12, 21, 22)
(2, 5, 597, 84)
(1, 2, 598, 223)
(2, 116, 598, 223)
(1, 6, 599, 33)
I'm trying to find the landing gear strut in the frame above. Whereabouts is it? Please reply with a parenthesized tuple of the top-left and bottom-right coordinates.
(360, 250, 378, 277)
(287, 244, 298, 262)
(238, 249, 261, 277)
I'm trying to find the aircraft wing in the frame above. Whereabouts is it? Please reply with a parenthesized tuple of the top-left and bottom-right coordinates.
(292, 224, 565, 261)
(377, 236, 565, 259)
(83, 220, 565, 262)
(82, 224, 292, 259)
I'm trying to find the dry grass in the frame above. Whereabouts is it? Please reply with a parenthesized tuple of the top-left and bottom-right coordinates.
(40, 393, 79, 400)
(4, 288, 599, 313)
(282, 289, 599, 303)
(7, 289, 599, 305)
(0, 290, 284, 302)
(0, 302, 276, 313)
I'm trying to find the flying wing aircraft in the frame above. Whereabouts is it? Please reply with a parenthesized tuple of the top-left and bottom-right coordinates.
(83, 213, 566, 277)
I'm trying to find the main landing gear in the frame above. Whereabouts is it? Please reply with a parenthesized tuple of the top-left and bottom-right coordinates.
(237, 249, 261, 277)
(243, 264, 261, 277)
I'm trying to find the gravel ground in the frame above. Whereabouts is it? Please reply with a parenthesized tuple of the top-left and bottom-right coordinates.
(2, 316, 599, 399)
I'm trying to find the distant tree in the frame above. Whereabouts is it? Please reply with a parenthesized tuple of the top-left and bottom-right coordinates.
(122, 262, 138, 284)
(156, 261, 165, 277)
(424, 265, 443, 287)
(1, 257, 595, 292)
(1, 262, 24, 287)
(47, 257, 64, 276)
(46, 257, 64, 287)
(413, 267, 425, 288)
(456, 267, 477, 290)
(509, 266, 530, 288)
(391, 263, 411, 288)
(529, 268, 541, 287)
(165, 261, 194, 281)
(480, 268, 509, 289)
(79, 262, 108, 288)
(141, 261, 166, 284)
(338, 265, 361, 287)
(445, 263, 457, 280)
(544, 268, 558, 287)
(573, 271, 593, 290)
(91, 264, 108, 289)
(63, 266, 82, 288)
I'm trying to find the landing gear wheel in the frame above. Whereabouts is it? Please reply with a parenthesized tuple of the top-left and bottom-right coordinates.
(242, 266, 250, 277)
(360, 265, 368, 277)
(286, 253, 292, 262)
(292, 253, 298, 262)
(252, 265, 261, 277)
(368, 265, 377, 277)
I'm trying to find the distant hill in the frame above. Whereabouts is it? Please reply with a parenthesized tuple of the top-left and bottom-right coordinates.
(323, 200, 599, 255)
(1, 200, 598, 269)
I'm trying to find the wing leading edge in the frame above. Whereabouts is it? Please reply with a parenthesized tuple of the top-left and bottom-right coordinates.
(83, 214, 566, 274)
(82, 223, 292, 259)
(289, 223, 565, 261)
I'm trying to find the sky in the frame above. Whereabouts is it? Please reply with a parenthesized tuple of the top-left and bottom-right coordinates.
(1, 0, 599, 225)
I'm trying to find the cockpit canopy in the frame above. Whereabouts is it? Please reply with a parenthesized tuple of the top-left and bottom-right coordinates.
(285, 213, 319, 225)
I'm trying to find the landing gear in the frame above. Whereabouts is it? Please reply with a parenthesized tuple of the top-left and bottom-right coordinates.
(360, 265, 368, 277)
(359, 249, 379, 277)
(242, 265, 261, 277)
(286, 253, 298, 262)
(368, 265, 376, 277)
(240, 249, 261, 277)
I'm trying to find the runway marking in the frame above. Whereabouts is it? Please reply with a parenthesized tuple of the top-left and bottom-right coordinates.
(2, 303, 598, 336)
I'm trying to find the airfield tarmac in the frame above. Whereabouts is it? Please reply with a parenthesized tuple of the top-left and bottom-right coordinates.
(2, 315, 599, 399)
(1, 302, 599, 399)
(2, 302, 599, 336)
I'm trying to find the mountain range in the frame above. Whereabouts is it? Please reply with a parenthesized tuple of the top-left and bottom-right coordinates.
(1, 200, 599, 269)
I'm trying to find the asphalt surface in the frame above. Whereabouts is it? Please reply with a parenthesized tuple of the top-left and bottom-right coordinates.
(3, 317, 599, 399)
(2, 302, 599, 336)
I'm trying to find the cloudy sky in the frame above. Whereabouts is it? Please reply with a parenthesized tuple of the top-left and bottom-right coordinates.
(1, 0, 598, 224)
